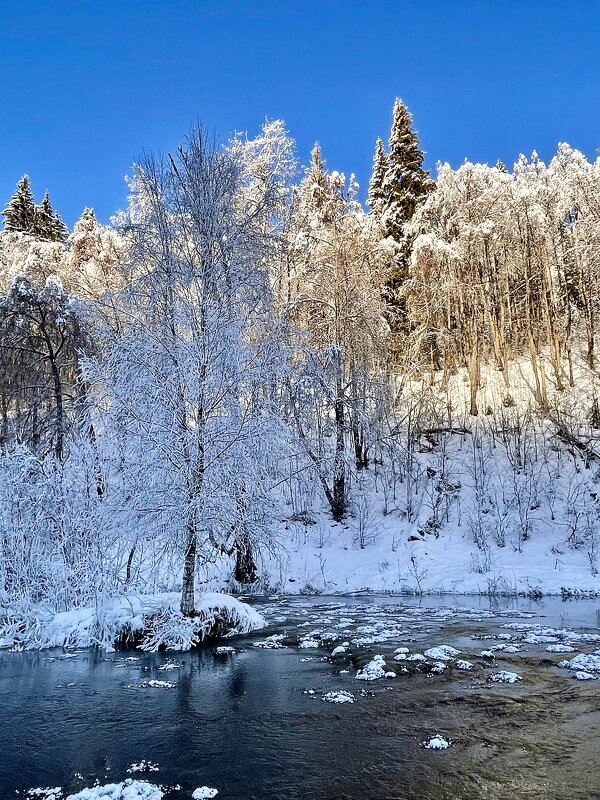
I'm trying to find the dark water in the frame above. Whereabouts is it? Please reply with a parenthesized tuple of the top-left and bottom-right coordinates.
(2, 594, 600, 800)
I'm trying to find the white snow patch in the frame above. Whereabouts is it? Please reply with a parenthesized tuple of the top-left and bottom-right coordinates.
(192, 789, 218, 800)
(424, 645, 460, 661)
(322, 690, 355, 703)
(356, 655, 387, 681)
(422, 735, 451, 750)
(66, 780, 163, 799)
(489, 670, 522, 684)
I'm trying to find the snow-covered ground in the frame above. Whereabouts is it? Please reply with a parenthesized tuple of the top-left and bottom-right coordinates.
(256, 355, 600, 597)
(0, 593, 265, 651)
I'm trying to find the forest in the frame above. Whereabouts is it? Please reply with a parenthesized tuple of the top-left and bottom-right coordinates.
(2, 100, 600, 649)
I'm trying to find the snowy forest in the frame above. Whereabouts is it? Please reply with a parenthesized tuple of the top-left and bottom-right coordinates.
(3, 99, 600, 649)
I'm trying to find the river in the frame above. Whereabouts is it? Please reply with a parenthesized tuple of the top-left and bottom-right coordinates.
(1, 594, 600, 800)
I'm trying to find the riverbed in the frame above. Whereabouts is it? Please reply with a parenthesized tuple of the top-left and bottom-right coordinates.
(2, 594, 600, 800)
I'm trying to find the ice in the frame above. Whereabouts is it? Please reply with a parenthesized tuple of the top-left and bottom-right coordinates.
(192, 789, 218, 799)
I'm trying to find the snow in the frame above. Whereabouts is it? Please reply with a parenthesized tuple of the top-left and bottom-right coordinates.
(489, 671, 522, 684)
(546, 644, 575, 653)
(192, 789, 218, 800)
(26, 790, 63, 800)
(66, 780, 162, 800)
(455, 659, 473, 670)
(322, 690, 355, 703)
(1, 593, 265, 652)
(140, 680, 175, 689)
(127, 762, 159, 774)
(424, 645, 460, 661)
(558, 653, 600, 672)
(574, 671, 596, 680)
(422, 735, 451, 750)
(356, 655, 387, 681)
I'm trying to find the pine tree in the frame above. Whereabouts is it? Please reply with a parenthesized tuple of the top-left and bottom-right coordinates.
(367, 138, 388, 214)
(2, 175, 36, 234)
(32, 191, 69, 242)
(381, 98, 434, 242)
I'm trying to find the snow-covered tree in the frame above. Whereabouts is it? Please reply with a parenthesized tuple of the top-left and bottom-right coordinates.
(89, 127, 288, 615)
(2, 175, 36, 234)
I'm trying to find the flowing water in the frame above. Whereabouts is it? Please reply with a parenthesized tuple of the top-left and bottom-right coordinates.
(2, 594, 600, 800)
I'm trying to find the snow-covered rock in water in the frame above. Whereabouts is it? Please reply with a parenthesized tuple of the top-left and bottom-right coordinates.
(546, 644, 575, 653)
(385, 671, 397, 678)
(66, 779, 163, 799)
(574, 671, 596, 681)
(478, 650, 496, 659)
(298, 638, 319, 649)
(140, 680, 175, 689)
(127, 762, 159, 774)
(330, 643, 349, 656)
(407, 653, 426, 662)
(430, 661, 447, 674)
(322, 690, 355, 703)
(455, 659, 473, 671)
(489, 670, 522, 684)
(558, 653, 600, 672)
(394, 647, 409, 655)
(214, 646, 235, 655)
(424, 645, 460, 661)
(422, 735, 451, 750)
(192, 789, 218, 800)
(253, 634, 285, 649)
(356, 655, 387, 681)
(26, 789, 63, 800)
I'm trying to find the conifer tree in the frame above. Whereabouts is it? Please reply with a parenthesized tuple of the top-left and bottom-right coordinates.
(2, 175, 36, 234)
(33, 191, 69, 242)
(367, 138, 388, 215)
(381, 98, 433, 243)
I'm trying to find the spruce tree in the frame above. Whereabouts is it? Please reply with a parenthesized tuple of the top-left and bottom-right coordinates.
(375, 99, 434, 342)
(33, 191, 69, 242)
(381, 98, 434, 243)
(367, 138, 389, 215)
(2, 175, 36, 234)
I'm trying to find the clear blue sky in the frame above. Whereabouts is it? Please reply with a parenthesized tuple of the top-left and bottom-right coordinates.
(1, 0, 598, 226)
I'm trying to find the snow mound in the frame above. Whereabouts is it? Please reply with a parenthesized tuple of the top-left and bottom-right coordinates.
(356, 655, 386, 681)
(424, 645, 460, 661)
(575, 671, 596, 681)
(66, 779, 163, 799)
(455, 659, 473, 670)
(489, 670, 522, 684)
(558, 653, 600, 672)
(422, 735, 451, 750)
(192, 789, 218, 800)
(430, 661, 447, 674)
(322, 690, 355, 703)
(546, 644, 575, 653)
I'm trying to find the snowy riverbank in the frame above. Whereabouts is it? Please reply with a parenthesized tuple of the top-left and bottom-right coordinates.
(0, 592, 265, 652)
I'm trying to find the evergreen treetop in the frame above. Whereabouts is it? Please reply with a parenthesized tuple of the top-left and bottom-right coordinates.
(2, 175, 36, 234)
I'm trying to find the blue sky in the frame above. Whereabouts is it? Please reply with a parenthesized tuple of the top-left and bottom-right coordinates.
(1, 0, 598, 226)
